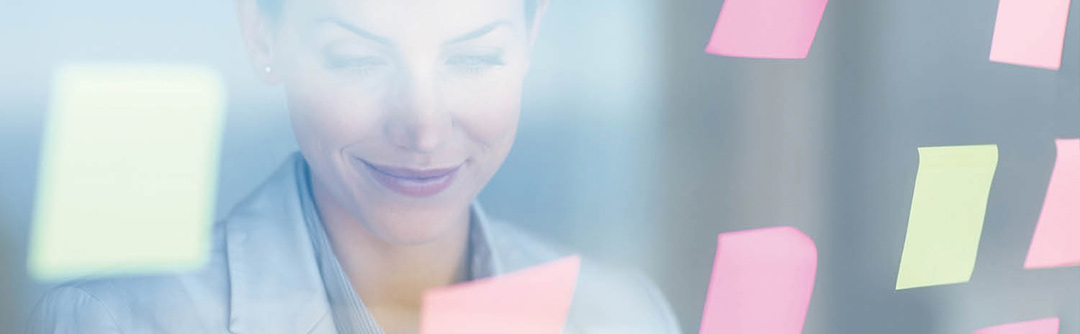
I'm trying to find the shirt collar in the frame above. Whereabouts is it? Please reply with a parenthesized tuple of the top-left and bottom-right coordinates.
(466, 199, 503, 279)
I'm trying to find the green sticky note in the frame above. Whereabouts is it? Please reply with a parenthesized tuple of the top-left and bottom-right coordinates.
(896, 145, 998, 290)
(29, 64, 226, 281)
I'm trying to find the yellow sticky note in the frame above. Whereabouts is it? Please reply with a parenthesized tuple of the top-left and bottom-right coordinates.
(29, 64, 226, 281)
(896, 145, 998, 290)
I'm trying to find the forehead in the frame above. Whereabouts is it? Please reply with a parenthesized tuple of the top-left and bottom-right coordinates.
(284, 0, 527, 40)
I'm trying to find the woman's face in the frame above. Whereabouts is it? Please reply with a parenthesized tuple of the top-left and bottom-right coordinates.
(250, 0, 538, 244)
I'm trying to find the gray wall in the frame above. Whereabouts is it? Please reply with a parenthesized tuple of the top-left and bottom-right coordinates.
(821, 0, 1080, 332)
(2, 0, 1078, 333)
(656, 0, 1079, 332)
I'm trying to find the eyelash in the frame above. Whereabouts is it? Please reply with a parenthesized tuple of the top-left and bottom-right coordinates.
(325, 56, 388, 76)
(445, 54, 505, 74)
(323, 54, 505, 77)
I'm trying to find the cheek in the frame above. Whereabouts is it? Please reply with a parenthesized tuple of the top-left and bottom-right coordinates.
(445, 75, 524, 148)
(285, 69, 386, 157)
(279, 33, 389, 155)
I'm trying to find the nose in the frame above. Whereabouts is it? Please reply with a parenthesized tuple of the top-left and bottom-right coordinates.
(385, 70, 451, 153)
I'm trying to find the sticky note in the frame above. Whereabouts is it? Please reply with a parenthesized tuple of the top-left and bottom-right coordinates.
(989, 0, 1072, 70)
(896, 145, 998, 290)
(699, 227, 818, 334)
(705, 0, 830, 59)
(29, 64, 225, 281)
(1025, 139, 1080, 269)
(419, 255, 581, 334)
(972, 317, 1060, 334)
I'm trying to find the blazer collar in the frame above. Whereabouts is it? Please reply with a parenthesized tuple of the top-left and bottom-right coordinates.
(225, 154, 330, 333)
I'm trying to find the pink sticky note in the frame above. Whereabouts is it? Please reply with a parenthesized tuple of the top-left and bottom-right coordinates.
(989, 0, 1073, 70)
(419, 255, 580, 334)
(971, 317, 1060, 334)
(705, 0, 830, 59)
(699, 227, 818, 334)
(1025, 139, 1080, 269)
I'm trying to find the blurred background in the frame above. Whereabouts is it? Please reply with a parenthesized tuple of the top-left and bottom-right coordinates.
(1, 0, 1077, 333)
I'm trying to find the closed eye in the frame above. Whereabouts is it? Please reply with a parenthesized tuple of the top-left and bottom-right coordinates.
(446, 54, 504, 74)
(324, 56, 389, 76)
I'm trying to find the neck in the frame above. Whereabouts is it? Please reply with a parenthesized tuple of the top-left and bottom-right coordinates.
(310, 179, 472, 325)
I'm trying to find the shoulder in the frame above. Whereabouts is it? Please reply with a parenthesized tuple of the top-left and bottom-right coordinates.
(27, 155, 307, 333)
(27, 222, 231, 333)
(483, 220, 682, 334)
(26, 285, 119, 334)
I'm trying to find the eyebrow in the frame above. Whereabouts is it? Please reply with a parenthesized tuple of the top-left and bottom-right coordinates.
(314, 18, 514, 46)
(444, 21, 514, 45)
(315, 18, 393, 46)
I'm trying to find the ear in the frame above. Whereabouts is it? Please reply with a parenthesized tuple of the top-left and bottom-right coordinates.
(236, 0, 280, 84)
(527, 0, 550, 48)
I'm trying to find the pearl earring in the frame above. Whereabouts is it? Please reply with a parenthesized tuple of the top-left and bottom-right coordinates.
(263, 65, 272, 74)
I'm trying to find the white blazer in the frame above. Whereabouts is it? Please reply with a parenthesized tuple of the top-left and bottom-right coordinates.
(28, 154, 681, 333)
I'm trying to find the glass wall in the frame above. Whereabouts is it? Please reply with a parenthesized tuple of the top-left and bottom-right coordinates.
(2, 0, 1077, 332)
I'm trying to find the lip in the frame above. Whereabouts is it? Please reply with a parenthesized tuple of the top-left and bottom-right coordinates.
(354, 158, 460, 197)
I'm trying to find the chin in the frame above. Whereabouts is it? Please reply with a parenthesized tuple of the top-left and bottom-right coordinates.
(368, 210, 464, 245)
(356, 197, 472, 246)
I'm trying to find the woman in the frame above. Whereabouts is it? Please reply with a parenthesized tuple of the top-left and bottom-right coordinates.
(29, 0, 680, 333)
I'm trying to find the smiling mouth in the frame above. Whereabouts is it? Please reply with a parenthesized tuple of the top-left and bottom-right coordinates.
(354, 158, 460, 197)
